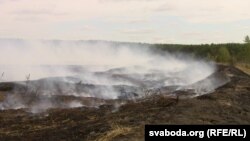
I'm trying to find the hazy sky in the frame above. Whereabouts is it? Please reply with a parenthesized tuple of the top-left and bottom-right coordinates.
(0, 0, 250, 44)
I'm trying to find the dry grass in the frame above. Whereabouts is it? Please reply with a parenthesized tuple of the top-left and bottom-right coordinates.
(95, 124, 132, 141)
(235, 63, 250, 75)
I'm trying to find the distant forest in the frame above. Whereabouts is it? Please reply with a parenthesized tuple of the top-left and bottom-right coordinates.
(110, 36, 250, 66)
(103, 37, 250, 66)
(151, 42, 250, 66)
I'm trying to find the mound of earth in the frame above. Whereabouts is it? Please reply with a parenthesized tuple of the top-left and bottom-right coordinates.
(0, 65, 250, 141)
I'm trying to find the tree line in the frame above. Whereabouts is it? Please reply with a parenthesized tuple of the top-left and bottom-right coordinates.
(151, 39, 250, 65)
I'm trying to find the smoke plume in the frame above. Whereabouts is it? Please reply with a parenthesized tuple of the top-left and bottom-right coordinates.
(0, 39, 221, 113)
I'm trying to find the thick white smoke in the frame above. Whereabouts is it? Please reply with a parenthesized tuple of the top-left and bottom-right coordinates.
(0, 39, 214, 83)
(0, 39, 218, 112)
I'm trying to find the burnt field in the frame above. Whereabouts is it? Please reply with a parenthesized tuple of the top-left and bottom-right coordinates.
(0, 38, 249, 141)
(0, 64, 250, 141)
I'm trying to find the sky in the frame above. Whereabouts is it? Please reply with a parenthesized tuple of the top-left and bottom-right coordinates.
(0, 0, 250, 44)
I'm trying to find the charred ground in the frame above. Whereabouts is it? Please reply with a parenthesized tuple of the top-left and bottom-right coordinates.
(0, 65, 250, 141)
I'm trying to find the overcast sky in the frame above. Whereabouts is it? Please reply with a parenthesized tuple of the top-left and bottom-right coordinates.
(0, 0, 250, 44)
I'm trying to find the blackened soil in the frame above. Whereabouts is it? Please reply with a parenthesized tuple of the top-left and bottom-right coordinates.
(0, 65, 250, 141)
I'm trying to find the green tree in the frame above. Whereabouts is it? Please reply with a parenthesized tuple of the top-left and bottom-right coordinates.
(216, 47, 231, 63)
(244, 35, 250, 44)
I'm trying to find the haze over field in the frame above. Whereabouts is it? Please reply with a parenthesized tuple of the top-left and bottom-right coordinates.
(0, 40, 215, 85)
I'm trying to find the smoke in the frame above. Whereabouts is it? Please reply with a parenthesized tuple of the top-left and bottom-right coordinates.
(0, 39, 220, 113)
